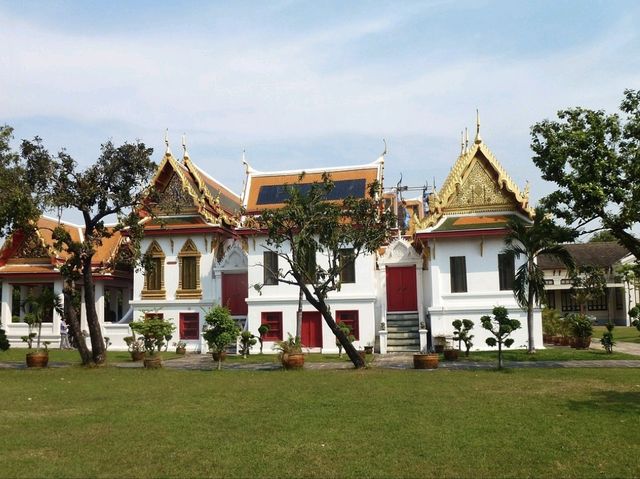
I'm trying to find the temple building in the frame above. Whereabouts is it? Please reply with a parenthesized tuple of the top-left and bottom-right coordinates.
(5, 123, 621, 353)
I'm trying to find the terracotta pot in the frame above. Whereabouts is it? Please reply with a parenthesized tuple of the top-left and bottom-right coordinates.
(364, 346, 374, 355)
(573, 336, 592, 349)
(542, 334, 550, 343)
(282, 353, 304, 370)
(143, 355, 162, 369)
(212, 351, 227, 362)
(131, 351, 146, 362)
(26, 351, 49, 368)
(552, 336, 562, 345)
(413, 353, 439, 369)
(559, 337, 570, 346)
(176, 347, 186, 355)
(443, 349, 459, 361)
(434, 345, 445, 354)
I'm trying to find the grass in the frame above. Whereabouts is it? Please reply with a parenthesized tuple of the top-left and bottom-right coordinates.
(593, 326, 640, 344)
(463, 346, 638, 362)
(1, 367, 639, 478)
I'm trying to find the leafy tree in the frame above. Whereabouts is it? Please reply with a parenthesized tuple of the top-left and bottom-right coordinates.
(480, 306, 521, 370)
(503, 206, 575, 353)
(203, 305, 241, 370)
(0, 126, 155, 366)
(239, 330, 257, 358)
(531, 89, 640, 255)
(616, 263, 640, 321)
(130, 317, 175, 356)
(258, 173, 395, 369)
(452, 319, 474, 357)
(570, 265, 606, 315)
(589, 230, 617, 243)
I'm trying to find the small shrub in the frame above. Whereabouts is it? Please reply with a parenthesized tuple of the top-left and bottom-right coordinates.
(0, 326, 10, 351)
(452, 319, 474, 357)
(600, 322, 615, 354)
(481, 306, 521, 369)
(239, 331, 257, 358)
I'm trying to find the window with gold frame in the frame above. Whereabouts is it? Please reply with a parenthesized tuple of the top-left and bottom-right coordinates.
(176, 239, 202, 299)
(141, 241, 166, 299)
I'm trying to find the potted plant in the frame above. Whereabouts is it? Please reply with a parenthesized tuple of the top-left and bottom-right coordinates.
(443, 344, 459, 361)
(124, 334, 146, 361)
(452, 319, 474, 357)
(433, 335, 447, 353)
(130, 317, 176, 369)
(174, 340, 187, 355)
(542, 308, 560, 344)
(566, 313, 593, 349)
(413, 347, 439, 369)
(257, 324, 270, 354)
(21, 288, 62, 368)
(275, 333, 304, 369)
(202, 305, 241, 370)
(239, 330, 257, 358)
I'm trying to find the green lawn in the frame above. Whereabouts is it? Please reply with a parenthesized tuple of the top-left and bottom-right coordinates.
(1, 367, 639, 478)
(0, 349, 181, 364)
(593, 326, 640, 344)
(463, 346, 638, 362)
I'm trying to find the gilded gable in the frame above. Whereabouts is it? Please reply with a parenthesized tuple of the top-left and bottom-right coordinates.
(157, 173, 197, 214)
(446, 158, 514, 213)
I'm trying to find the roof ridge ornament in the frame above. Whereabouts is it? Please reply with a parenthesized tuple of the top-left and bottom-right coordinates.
(474, 109, 482, 145)
(164, 129, 171, 155)
(465, 127, 469, 152)
(460, 131, 464, 155)
(182, 133, 189, 161)
(375, 138, 387, 164)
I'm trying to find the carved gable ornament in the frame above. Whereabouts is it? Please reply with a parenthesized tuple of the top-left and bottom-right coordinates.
(380, 238, 421, 265)
(446, 157, 513, 212)
(15, 233, 51, 259)
(157, 173, 197, 214)
(216, 241, 248, 270)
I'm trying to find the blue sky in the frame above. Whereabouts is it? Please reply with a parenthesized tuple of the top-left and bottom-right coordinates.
(2, 0, 639, 222)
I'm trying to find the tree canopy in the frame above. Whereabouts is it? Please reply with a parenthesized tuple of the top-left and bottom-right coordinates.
(531, 89, 640, 257)
(258, 173, 395, 368)
(0, 126, 156, 365)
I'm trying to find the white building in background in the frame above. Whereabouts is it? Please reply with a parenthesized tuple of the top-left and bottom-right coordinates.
(540, 242, 637, 326)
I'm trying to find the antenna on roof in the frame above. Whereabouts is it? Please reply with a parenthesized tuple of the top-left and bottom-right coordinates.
(164, 129, 171, 155)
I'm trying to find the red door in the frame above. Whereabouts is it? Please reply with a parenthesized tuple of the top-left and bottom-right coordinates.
(386, 266, 417, 312)
(301, 311, 322, 348)
(221, 273, 248, 315)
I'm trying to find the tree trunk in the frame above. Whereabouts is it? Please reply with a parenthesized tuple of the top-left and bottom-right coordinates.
(300, 287, 365, 369)
(498, 341, 503, 369)
(63, 281, 92, 365)
(527, 288, 535, 354)
(296, 287, 303, 339)
(82, 256, 107, 365)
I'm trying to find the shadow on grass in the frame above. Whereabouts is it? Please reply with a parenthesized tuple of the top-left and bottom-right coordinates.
(567, 391, 640, 414)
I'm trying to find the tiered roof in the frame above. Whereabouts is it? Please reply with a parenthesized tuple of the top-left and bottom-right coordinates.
(0, 217, 129, 279)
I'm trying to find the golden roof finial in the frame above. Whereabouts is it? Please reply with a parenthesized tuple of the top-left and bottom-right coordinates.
(460, 131, 465, 155)
(474, 109, 482, 145)
(465, 127, 469, 152)
(182, 133, 189, 160)
(164, 129, 171, 155)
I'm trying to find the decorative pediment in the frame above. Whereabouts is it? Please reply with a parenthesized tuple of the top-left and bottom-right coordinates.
(216, 241, 248, 270)
(157, 173, 198, 214)
(380, 238, 421, 265)
(417, 141, 533, 229)
(179, 238, 200, 257)
(146, 240, 165, 257)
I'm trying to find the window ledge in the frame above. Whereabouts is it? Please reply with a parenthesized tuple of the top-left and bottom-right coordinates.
(141, 290, 166, 300)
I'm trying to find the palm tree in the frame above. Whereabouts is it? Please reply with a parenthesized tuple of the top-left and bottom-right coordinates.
(503, 206, 575, 353)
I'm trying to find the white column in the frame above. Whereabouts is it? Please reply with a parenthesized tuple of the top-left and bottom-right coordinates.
(379, 329, 388, 354)
(94, 282, 105, 324)
(419, 328, 429, 352)
(0, 281, 11, 328)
